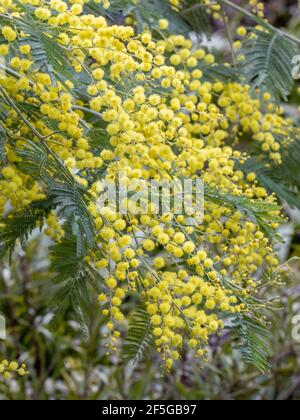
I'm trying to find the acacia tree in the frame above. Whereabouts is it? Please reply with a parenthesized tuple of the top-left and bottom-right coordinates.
(0, 0, 300, 377)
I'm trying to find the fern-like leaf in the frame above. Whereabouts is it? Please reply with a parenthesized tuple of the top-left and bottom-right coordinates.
(199, 63, 240, 83)
(1, 2, 81, 86)
(122, 306, 153, 366)
(242, 29, 297, 101)
(0, 203, 49, 259)
(242, 157, 300, 210)
(179, 0, 212, 37)
(204, 186, 283, 237)
(241, 133, 300, 209)
(235, 315, 272, 373)
(49, 229, 104, 336)
(17, 141, 95, 254)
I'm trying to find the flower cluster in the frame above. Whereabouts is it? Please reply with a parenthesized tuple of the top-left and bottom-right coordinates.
(0, 0, 289, 369)
(169, 0, 265, 18)
(0, 360, 28, 380)
(169, 0, 222, 19)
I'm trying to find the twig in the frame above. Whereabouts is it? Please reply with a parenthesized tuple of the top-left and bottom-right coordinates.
(0, 86, 69, 174)
(0, 85, 44, 141)
(0, 63, 35, 87)
(217, 0, 300, 46)
(72, 105, 102, 119)
(220, 3, 237, 66)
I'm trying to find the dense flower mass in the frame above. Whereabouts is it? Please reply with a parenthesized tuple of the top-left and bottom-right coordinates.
(0, 0, 293, 370)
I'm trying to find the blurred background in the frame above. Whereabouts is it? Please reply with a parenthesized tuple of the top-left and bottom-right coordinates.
(0, 0, 300, 400)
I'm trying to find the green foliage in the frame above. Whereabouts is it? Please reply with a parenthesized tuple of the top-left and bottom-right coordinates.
(22, 31, 74, 84)
(3, 3, 75, 83)
(205, 186, 283, 237)
(176, 0, 212, 37)
(91, 0, 211, 37)
(122, 306, 153, 366)
(48, 229, 103, 336)
(235, 315, 272, 373)
(199, 63, 240, 83)
(0, 205, 46, 259)
(133, 0, 190, 35)
(87, 127, 111, 151)
(242, 29, 297, 101)
(17, 141, 95, 255)
(87, 0, 190, 35)
(241, 135, 300, 209)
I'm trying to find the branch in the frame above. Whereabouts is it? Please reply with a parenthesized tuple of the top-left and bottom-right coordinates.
(0, 64, 35, 87)
(72, 105, 102, 119)
(0, 86, 69, 173)
(0, 85, 45, 141)
(217, 0, 300, 46)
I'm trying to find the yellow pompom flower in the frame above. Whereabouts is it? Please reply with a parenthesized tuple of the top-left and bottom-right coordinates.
(237, 26, 247, 37)
(159, 19, 169, 30)
(2, 26, 17, 42)
(35, 7, 51, 21)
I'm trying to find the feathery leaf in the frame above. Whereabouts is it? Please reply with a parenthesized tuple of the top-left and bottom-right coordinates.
(242, 29, 297, 101)
(122, 305, 153, 366)
(235, 315, 272, 373)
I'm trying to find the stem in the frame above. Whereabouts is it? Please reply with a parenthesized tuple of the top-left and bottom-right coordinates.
(220, 4, 237, 66)
(72, 105, 102, 119)
(217, 0, 300, 46)
(0, 63, 34, 87)
(0, 86, 69, 176)
(78, 117, 90, 130)
(0, 85, 44, 141)
(181, 1, 220, 15)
